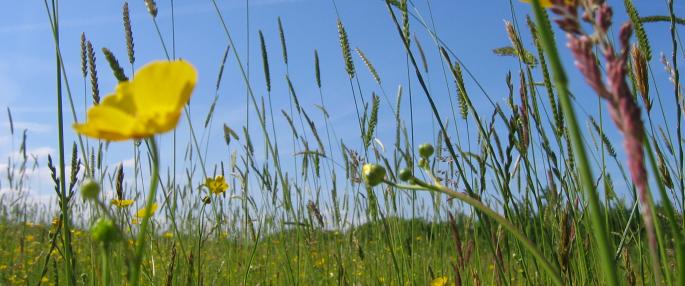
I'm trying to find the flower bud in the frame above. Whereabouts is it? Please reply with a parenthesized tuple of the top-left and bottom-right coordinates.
(419, 158, 429, 169)
(90, 217, 119, 244)
(80, 179, 100, 200)
(362, 164, 386, 187)
(398, 168, 413, 182)
(418, 143, 434, 158)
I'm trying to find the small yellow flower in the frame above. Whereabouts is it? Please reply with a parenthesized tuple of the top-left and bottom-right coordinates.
(111, 199, 135, 208)
(205, 175, 229, 195)
(520, 0, 552, 7)
(163, 232, 174, 239)
(73, 60, 197, 141)
(521, 0, 554, 8)
(135, 203, 158, 219)
(521, 0, 574, 7)
(314, 257, 325, 268)
(430, 276, 448, 286)
(25, 235, 35, 242)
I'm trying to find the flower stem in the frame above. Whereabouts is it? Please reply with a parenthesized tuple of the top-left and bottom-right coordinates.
(385, 179, 563, 286)
(130, 137, 159, 286)
(101, 244, 110, 286)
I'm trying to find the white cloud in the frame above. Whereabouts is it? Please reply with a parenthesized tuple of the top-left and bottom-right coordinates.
(3, 121, 52, 134)
(0, 69, 21, 106)
(30, 146, 56, 158)
(7, 146, 56, 161)
(119, 158, 136, 169)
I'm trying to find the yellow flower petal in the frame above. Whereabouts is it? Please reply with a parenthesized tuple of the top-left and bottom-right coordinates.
(520, 0, 553, 7)
(130, 61, 197, 112)
(430, 276, 448, 286)
(73, 60, 197, 141)
(135, 203, 158, 218)
(111, 199, 134, 208)
(205, 175, 229, 195)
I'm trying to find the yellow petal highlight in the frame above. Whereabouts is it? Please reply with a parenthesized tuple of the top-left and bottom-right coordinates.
(520, 0, 553, 7)
(111, 199, 134, 208)
(135, 203, 158, 219)
(205, 175, 229, 195)
(73, 60, 197, 141)
(430, 276, 448, 286)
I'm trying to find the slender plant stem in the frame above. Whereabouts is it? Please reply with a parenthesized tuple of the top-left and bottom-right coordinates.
(130, 138, 160, 286)
(101, 245, 110, 286)
(385, 178, 562, 286)
(45, 0, 76, 284)
(644, 138, 685, 285)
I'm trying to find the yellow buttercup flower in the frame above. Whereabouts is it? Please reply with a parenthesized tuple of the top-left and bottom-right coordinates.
(521, 0, 574, 7)
(73, 60, 197, 141)
(135, 203, 158, 219)
(205, 175, 229, 195)
(520, 0, 552, 7)
(111, 199, 135, 208)
(430, 276, 448, 286)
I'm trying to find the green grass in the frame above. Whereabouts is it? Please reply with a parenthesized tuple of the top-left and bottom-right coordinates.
(1, 0, 684, 285)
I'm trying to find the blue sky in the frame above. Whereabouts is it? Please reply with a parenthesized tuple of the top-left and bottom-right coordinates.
(0, 0, 682, 208)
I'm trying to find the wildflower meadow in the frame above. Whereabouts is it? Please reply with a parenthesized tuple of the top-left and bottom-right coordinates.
(1, 0, 684, 285)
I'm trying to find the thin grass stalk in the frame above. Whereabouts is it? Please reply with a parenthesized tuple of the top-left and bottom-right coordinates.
(384, 2, 473, 197)
(242, 215, 262, 284)
(42, 0, 91, 180)
(130, 138, 160, 286)
(644, 137, 685, 285)
(529, 1, 618, 285)
(667, 0, 685, 234)
(209, 0, 292, 214)
(43, 1, 76, 284)
(101, 245, 109, 286)
(386, 4, 510, 284)
(385, 178, 562, 285)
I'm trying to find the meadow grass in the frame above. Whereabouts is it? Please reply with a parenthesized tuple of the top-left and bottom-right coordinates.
(1, 0, 685, 285)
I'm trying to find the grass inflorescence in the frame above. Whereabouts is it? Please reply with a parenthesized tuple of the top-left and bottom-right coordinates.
(1, 1, 684, 285)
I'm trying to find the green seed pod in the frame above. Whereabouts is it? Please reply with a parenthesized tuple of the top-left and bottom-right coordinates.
(362, 164, 386, 187)
(90, 217, 119, 244)
(418, 143, 434, 158)
(398, 168, 413, 182)
(80, 179, 100, 200)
